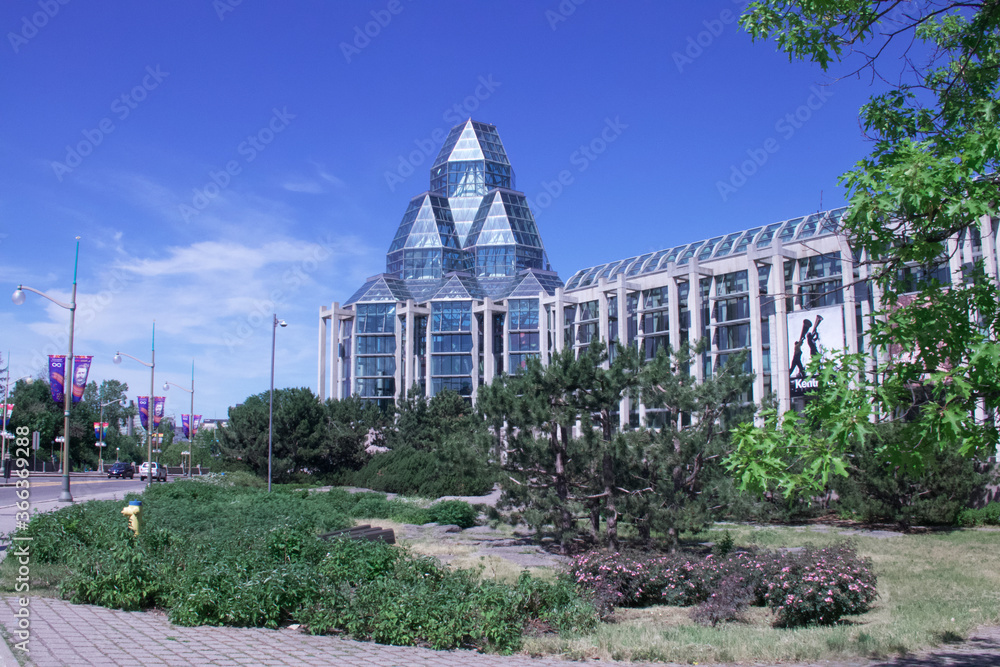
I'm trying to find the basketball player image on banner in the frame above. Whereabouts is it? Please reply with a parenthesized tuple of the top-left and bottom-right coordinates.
(786, 306, 844, 397)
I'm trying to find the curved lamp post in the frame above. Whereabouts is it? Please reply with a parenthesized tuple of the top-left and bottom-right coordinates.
(114, 323, 155, 488)
(96, 396, 127, 473)
(269, 314, 287, 492)
(164, 360, 195, 477)
(12, 237, 80, 502)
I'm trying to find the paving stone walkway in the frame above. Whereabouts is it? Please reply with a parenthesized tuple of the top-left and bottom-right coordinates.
(2, 597, 1000, 667)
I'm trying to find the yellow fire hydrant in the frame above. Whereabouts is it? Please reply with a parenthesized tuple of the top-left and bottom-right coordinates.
(121, 500, 142, 536)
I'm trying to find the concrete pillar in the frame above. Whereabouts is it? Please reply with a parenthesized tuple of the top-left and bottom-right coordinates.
(747, 258, 765, 404)
(771, 257, 790, 412)
(404, 302, 415, 397)
(318, 305, 330, 401)
(470, 305, 481, 400)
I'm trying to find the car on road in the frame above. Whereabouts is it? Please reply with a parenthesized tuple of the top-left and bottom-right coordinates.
(139, 462, 167, 482)
(107, 462, 135, 479)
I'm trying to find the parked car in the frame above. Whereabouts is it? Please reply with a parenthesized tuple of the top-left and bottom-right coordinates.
(107, 461, 135, 479)
(139, 461, 167, 482)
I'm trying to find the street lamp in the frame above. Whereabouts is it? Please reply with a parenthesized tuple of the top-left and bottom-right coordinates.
(114, 322, 155, 488)
(12, 237, 81, 502)
(96, 395, 127, 474)
(269, 314, 287, 492)
(164, 360, 195, 477)
(1, 369, 33, 464)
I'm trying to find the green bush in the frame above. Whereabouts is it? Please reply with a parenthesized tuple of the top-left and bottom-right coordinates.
(429, 500, 478, 529)
(5, 480, 595, 652)
(832, 423, 995, 526)
(957, 501, 1000, 526)
(349, 445, 497, 498)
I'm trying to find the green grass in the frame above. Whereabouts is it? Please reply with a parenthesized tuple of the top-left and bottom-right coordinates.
(521, 525, 1000, 663)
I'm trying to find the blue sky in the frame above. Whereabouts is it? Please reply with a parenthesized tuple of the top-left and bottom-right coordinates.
(0, 0, 887, 419)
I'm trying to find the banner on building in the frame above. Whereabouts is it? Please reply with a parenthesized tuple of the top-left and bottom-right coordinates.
(48, 355, 66, 404)
(72, 355, 93, 403)
(182, 414, 202, 439)
(786, 305, 844, 398)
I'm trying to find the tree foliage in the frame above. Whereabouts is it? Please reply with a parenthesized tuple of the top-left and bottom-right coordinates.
(5, 376, 142, 469)
(219, 389, 387, 483)
(481, 341, 753, 552)
(730, 0, 1000, 496)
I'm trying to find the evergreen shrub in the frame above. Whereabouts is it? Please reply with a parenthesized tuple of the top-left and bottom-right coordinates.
(349, 445, 497, 498)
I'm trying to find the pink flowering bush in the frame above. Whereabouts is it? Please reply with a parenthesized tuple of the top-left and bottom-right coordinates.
(567, 541, 877, 628)
(764, 543, 878, 627)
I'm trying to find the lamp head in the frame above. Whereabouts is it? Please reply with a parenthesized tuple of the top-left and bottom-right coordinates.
(163, 382, 170, 391)
(113, 354, 122, 365)
(11, 289, 25, 306)
(279, 320, 287, 328)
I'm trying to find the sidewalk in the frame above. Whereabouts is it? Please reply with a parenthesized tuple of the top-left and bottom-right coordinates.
(3, 596, 1000, 667)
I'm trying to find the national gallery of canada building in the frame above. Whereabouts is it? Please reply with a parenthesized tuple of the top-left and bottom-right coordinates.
(318, 119, 997, 427)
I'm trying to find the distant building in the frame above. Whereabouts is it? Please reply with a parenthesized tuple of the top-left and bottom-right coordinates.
(319, 119, 999, 425)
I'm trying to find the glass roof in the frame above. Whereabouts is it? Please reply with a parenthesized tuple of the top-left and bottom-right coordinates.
(387, 194, 460, 254)
(563, 208, 847, 291)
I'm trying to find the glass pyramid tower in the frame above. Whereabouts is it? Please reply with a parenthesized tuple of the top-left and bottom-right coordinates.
(372, 119, 556, 302)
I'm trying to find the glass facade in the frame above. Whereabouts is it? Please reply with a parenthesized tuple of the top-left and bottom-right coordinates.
(430, 301, 473, 399)
(354, 304, 396, 410)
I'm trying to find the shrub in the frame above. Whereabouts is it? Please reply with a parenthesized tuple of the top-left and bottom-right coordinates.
(429, 500, 478, 529)
(349, 445, 497, 498)
(764, 543, 878, 627)
(689, 574, 752, 626)
(7, 481, 595, 652)
(832, 423, 995, 526)
(957, 501, 1000, 527)
(569, 541, 876, 628)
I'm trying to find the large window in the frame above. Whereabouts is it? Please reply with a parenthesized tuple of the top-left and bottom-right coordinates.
(432, 301, 471, 332)
(431, 301, 472, 398)
(508, 299, 539, 372)
(354, 304, 396, 408)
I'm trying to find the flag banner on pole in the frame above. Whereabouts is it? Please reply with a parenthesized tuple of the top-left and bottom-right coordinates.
(153, 396, 165, 428)
(182, 414, 203, 439)
(3, 404, 13, 421)
(93, 422, 108, 440)
(72, 356, 93, 403)
(138, 396, 150, 430)
(48, 355, 66, 404)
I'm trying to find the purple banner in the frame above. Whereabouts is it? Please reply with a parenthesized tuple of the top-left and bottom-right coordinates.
(94, 421, 108, 440)
(138, 396, 150, 430)
(72, 355, 92, 403)
(3, 404, 12, 421)
(153, 396, 165, 428)
(48, 355, 66, 404)
(182, 414, 203, 439)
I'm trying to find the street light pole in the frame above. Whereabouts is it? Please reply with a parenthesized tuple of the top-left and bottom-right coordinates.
(164, 360, 195, 478)
(114, 322, 155, 488)
(96, 395, 127, 474)
(269, 314, 287, 492)
(12, 237, 80, 502)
